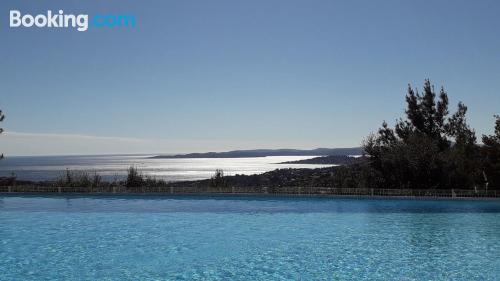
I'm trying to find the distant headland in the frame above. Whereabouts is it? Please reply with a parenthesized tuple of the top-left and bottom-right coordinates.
(150, 147, 363, 159)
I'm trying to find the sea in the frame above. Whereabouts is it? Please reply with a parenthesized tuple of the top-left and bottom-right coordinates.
(0, 155, 333, 182)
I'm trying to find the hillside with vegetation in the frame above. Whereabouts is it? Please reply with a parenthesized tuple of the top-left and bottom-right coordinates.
(363, 80, 499, 190)
(1, 80, 500, 193)
(278, 155, 367, 165)
(172, 80, 500, 191)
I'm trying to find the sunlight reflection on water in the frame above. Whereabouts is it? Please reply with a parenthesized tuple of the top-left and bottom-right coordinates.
(0, 155, 334, 181)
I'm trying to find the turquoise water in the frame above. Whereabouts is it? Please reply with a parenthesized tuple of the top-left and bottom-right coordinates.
(1, 195, 500, 280)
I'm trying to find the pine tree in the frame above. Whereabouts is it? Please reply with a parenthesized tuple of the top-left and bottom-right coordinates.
(363, 80, 479, 189)
(395, 79, 450, 149)
(482, 115, 500, 188)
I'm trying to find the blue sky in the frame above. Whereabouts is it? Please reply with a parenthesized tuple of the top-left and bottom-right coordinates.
(1, 0, 500, 155)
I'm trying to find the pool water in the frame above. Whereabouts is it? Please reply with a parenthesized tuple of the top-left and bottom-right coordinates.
(1, 195, 500, 280)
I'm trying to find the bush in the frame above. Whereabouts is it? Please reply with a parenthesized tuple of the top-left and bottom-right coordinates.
(54, 169, 103, 190)
(126, 166, 144, 188)
(210, 169, 227, 188)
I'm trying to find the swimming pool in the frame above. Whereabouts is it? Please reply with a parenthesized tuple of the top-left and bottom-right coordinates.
(1, 195, 499, 280)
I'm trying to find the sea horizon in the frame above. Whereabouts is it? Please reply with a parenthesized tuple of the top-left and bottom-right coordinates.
(0, 154, 334, 182)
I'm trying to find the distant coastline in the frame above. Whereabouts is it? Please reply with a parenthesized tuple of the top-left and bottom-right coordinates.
(277, 155, 366, 165)
(150, 147, 363, 159)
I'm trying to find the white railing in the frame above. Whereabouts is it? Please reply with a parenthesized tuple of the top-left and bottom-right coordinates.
(1, 185, 498, 198)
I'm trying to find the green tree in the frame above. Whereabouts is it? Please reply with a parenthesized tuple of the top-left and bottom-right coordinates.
(126, 166, 144, 188)
(481, 115, 500, 189)
(442, 102, 480, 188)
(364, 80, 479, 189)
(394, 80, 450, 149)
(210, 169, 227, 188)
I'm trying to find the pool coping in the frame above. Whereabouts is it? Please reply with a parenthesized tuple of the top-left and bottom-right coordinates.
(2, 192, 500, 201)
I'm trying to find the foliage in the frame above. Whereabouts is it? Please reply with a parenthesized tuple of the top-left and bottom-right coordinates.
(210, 169, 227, 188)
(54, 169, 103, 190)
(364, 80, 482, 189)
(481, 115, 500, 188)
(126, 166, 144, 188)
(125, 166, 167, 190)
(50, 167, 168, 191)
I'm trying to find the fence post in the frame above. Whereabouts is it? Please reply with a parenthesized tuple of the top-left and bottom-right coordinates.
(170, 186, 174, 194)
(58, 187, 62, 193)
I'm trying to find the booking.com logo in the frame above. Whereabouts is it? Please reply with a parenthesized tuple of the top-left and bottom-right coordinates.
(9, 10, 136, 31)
